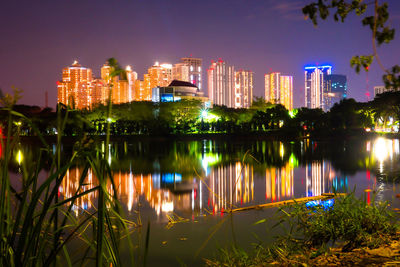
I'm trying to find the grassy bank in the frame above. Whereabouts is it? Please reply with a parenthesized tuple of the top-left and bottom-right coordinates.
(206, 194, 399, 266)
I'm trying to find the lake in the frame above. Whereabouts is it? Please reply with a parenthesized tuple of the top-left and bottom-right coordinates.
(10, 136, 400, 266)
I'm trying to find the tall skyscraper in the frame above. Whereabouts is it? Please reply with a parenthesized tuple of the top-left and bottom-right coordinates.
(181, 57, 202, 91)
(265, 72, 293, 110)
(208, 59, 235, 108)
(146, 62, 173, 88)
(304, 65, 332, 110)
(234, 70, 253, 108)
(324, 74, 347, 109)
(101, 62, 137, 104)
(57, 60, 93, 109)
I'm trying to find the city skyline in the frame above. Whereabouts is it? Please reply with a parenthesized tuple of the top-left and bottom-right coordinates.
(1, 0, 400, 108)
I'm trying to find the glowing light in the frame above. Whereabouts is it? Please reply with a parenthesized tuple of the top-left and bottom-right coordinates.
(289, 153, 299, 168)
(107, 118, 112, 123)
(125, 65, 132, 71)
(161, 201, 174, 212)
(373, 138, 392, 168)
(14, 121, 22, 126)
(279, 143, 284, 158)
(288, 109, 298, 118)
(201, 153, 220, 171)
(160, 63, 172, 69)
(304, 65, 332, 70)
(16, 150, 23, 164)
(199, 109, 219, 122)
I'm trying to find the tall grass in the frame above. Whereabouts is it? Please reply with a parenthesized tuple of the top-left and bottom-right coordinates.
(206, 193, 399, 266)
(0, 100, 134, 265)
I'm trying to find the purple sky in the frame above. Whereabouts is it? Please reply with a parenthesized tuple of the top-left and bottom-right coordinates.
(1, 0, 400, 108)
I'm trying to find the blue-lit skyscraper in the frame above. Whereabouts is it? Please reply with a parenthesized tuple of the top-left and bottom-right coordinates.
(324, 74, 347, 110)
(304, 65, 332, 110)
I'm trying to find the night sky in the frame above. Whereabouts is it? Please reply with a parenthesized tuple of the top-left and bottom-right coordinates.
(1, 0, 400, 108)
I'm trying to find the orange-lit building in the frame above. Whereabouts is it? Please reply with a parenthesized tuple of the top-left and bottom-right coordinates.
(264, 72, 293, 110)
(58, 61, 138, 109)
(57, 61, 94, 109)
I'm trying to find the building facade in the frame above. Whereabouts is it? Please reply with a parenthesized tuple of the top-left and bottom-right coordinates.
(374, 85, 394, 97)
(207, 59, 235, 108)
(265, 72, 293, 110)
(304, 65, 332, 110)
(57, 61, 93, 109)
(181, 57, 202, 91)
(324, 74, 347, 109)
(172, 63, 190, 82)
(58, 61, 139, 109)
(234, 70, 253, 108)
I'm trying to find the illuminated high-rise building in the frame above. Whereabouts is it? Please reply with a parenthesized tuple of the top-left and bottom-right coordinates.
(304, 65, 332, 110)
(181, 57, 202, 91)
(234, 70, 253, 108)
(91, 79, 108, 106)
(57, 60, 93, 109)
(147, 62, 173, 88)
(172, 63, 189, 82)
(100, 63, 137, 104)
(208, 59, 235, 107)
(265, 72, 293, 110)
(125, 65, 138, 102)
(134, 79, 148, 101)
(324, 74, 347, 109)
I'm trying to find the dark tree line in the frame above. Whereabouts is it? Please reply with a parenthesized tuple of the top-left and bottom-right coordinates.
(2, 91, 400, 137)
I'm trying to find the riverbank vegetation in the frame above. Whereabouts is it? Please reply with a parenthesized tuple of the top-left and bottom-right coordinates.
(206, 193, 400, 266)
(2, 90, 400, 138)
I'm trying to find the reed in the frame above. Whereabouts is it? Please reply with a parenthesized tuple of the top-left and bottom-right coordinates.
(0, 94, 134, 266)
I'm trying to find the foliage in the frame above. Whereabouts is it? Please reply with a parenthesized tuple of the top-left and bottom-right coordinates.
(302, 0, 399, 89)
(284, 194, 398, 251)
(0, 96, 135, 266)
(207, 193, 399, 266)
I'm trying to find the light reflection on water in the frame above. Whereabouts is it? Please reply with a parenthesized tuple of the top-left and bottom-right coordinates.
(52, 137, 400, 219)
(10, 137, 400, 265)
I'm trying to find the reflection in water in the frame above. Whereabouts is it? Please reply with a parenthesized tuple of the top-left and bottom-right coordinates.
(265, 163, 294, 202)
(14, 138, 400, 219)
(372, 138, 399, 173)
(208, 163, 253, 213)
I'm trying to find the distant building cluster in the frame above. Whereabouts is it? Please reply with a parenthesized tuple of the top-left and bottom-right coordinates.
(57, 57, 203, 109)
(304, 65, 347, 111)
(57, 57, 351, 111)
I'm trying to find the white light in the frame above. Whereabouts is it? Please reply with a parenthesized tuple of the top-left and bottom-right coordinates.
(160, 63, 172, 69)
(125, 65, 132, 71)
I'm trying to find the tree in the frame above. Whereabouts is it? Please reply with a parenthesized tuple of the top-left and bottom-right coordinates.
(303, 0, 399, 89)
